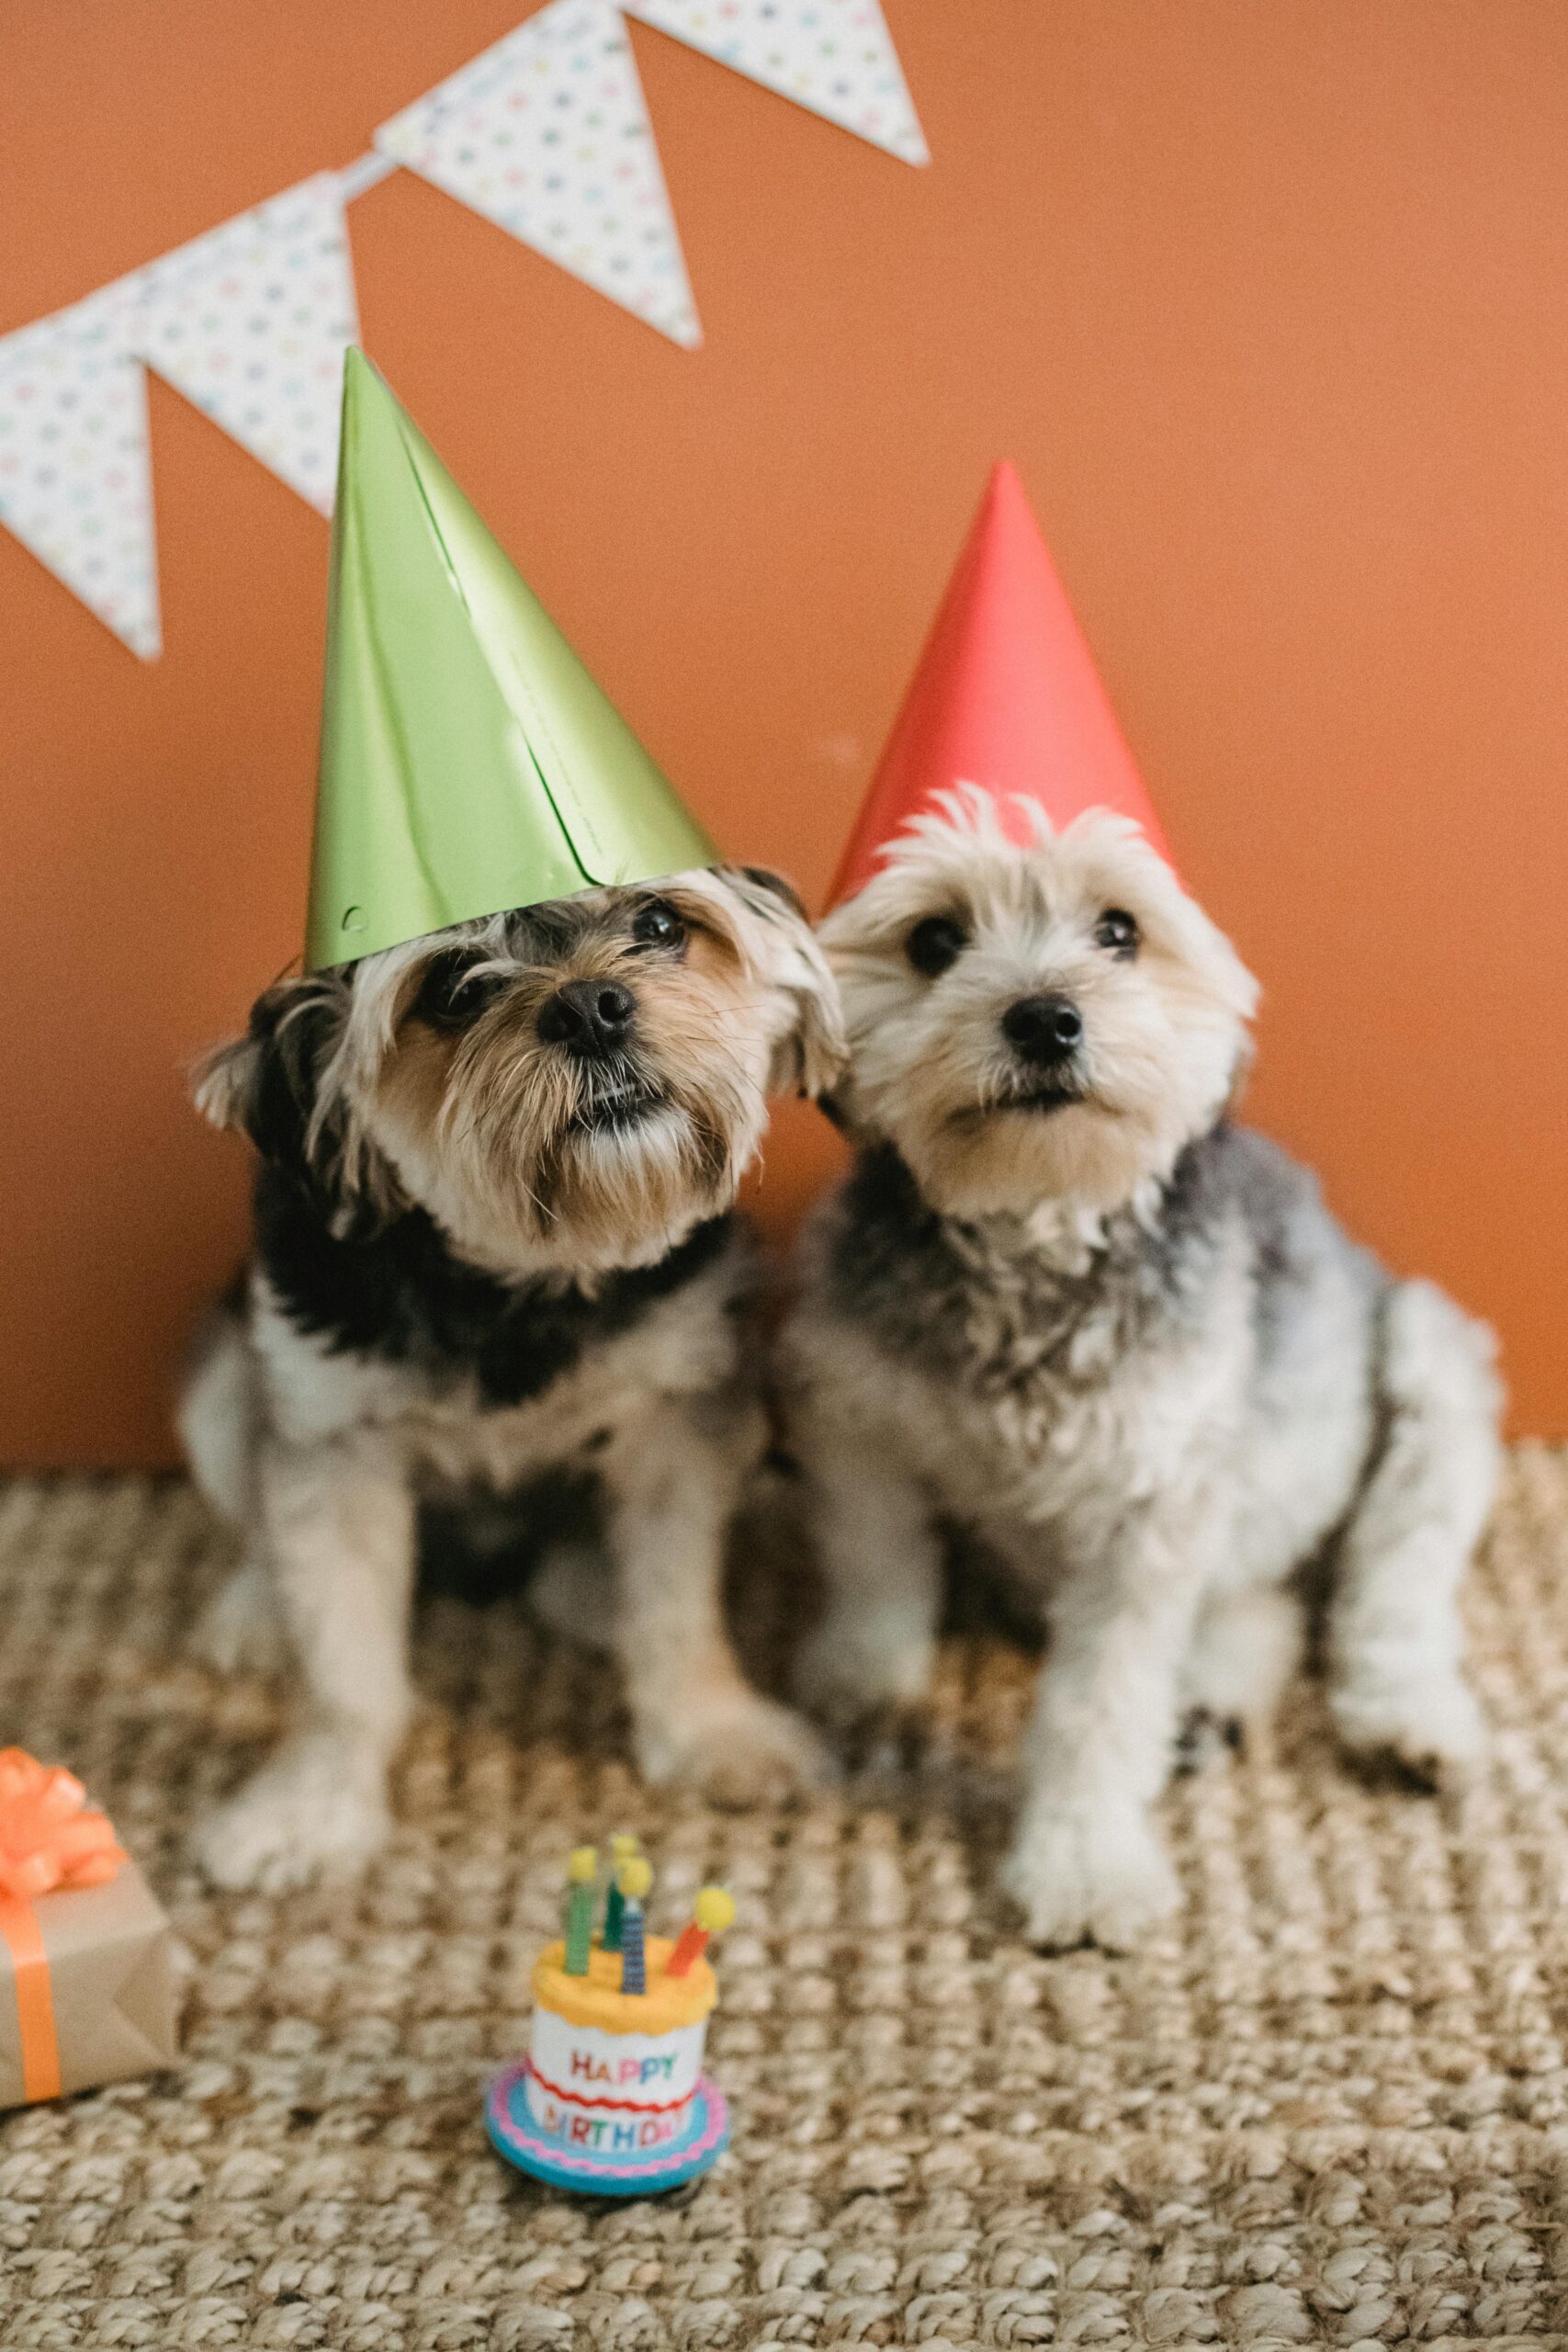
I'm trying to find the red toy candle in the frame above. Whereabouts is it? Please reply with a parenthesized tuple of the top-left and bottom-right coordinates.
(666, 1886, 735, 1977)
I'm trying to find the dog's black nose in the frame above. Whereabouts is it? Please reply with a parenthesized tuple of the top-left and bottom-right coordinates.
(1002, 993, 1083, 1067)
(537, 978, 637, 1057)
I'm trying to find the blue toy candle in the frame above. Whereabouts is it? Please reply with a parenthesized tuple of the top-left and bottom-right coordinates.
(616, 1856, 652, 1995)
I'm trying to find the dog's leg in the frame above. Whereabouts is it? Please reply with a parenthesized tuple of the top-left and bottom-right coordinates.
(793, 1432, 942, 1730)
(193, 1432, 415, 1890)
(1177, 1581, 1304, 1762)
(180, 1301, 288, 1669)
(191, 1555, 285, 1675)
(1327, 1280, 1499, 1781)
(1001, 1499, 1219, 1951)
(603, 1401, 826, 1805)
(529, 1542, 616, 1652)
(179, 1299, 257, 1525)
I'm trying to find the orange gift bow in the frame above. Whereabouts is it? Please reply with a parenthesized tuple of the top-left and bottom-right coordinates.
(0, 1749, 126, 2101)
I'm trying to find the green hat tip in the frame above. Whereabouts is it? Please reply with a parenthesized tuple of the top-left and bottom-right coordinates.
(305, 352, 718, 971)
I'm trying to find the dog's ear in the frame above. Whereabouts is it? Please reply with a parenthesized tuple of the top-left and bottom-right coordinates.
(193, 972, 354, 1194)
(1223, 1029, 1257, 1120)
(735, 865, 808, 922)
(720, 866, 848, 1100)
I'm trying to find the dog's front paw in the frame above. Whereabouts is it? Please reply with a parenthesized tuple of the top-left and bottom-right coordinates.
(1001, 1803, 1179, 1951)
(1331, 1668, 1487, 1787)
(795, 1617, 934, 1734)
(193, 1732, 391, 1892)
(641, 1694, 830, 1808)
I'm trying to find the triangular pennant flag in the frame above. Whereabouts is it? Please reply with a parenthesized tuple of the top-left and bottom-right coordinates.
(307, 352, 717, 968)
(626, 0, 927, 165)
(0, 289, 161, 660)
(374, 0, 700, 348)
(130, 175, 358, 516)
(829, 462, 1172, 904)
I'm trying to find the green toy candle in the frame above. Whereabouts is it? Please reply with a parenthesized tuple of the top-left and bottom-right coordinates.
(562, 1844, 597, 1976)
(666, 1886, 736, 1977)
(601, 1831, 640, 1951)
(616, 1857, 653, 1995)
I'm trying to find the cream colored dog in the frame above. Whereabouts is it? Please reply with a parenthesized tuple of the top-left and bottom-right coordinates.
(780, 790, 1500, 1949)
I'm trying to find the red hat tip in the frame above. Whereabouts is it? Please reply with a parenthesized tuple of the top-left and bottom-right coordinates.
(827, 464, 1173, 906)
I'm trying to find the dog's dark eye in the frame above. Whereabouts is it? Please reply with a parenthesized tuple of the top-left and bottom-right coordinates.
(906, 915, 969, 978)
(1094, 909, 1140, 960)
(411, 951, 507, 1032)
(631, 899, 686, 953)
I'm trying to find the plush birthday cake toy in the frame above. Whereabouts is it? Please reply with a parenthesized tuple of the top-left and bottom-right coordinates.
(486, 1839, 736, 2195)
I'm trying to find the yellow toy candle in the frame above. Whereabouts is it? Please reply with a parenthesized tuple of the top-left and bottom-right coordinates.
(666, 1887, 735, 1978)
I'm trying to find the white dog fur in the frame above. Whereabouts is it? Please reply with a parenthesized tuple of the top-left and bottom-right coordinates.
(183, 867, 843, 1892)
(779, 791, 1501, 1949)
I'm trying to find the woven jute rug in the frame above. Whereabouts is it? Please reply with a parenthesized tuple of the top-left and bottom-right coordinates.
(4, 1451, 1568, 2349)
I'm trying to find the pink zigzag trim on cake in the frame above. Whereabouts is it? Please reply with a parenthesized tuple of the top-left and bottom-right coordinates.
(488, 2063, 729, 2184)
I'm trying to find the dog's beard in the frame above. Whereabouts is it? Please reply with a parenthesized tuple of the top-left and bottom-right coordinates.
(374, 1009, 765, 1273)
(840, 974, 1246, 1223)
(875, 1051, 1159, 1219)
(922, 1090, 1167, 1219)
(523, 1061, 747, 1266)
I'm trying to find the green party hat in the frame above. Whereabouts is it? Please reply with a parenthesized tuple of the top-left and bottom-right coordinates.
(305, 350, 718, 970)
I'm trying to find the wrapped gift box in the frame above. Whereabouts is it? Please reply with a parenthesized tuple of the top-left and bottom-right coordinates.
(0, 1753, 179, 2108)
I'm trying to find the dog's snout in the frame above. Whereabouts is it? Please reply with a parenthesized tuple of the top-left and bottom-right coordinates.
(1002, 993, 1083, 1068)
(537, 978, 637, 1057)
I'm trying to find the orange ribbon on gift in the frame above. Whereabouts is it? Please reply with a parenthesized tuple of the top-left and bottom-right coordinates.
(0, 1748, 126, 2101)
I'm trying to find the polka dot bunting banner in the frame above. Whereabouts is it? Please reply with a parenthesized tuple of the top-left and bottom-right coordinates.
(0, 2, 928, 656)
(624, 0, 927, 165)
(375, 0, 702, 348)
(0, 289, 162, 661)
(0, 175, 356, 659)
(131, 175, 358, 519)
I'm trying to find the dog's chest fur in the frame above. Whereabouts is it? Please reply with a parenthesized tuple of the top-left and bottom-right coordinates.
(819, 1139, 1246, 1512)
(252, 1166, 746, 1479)
(830, 1145, 1224, 1385)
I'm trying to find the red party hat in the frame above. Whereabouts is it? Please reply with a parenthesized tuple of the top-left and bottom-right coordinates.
(828, 463, 1172, 905)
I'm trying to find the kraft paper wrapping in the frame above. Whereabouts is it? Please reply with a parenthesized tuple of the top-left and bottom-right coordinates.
(0, 1860, 179, 2109)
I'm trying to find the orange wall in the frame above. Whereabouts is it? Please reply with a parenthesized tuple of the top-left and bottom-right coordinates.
(4, 0, 1567, 1464)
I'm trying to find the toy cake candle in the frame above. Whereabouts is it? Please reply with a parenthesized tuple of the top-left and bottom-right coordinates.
(486, 1847, 735, 2195)
(600, 1832, 640, 1952)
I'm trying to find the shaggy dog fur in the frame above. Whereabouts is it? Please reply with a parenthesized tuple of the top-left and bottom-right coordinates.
(183, 867, 843, 1892)
(778, 791, 1501, 1950)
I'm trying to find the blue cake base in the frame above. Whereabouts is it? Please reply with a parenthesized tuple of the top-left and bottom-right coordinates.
(485, 2061, 728, 2197)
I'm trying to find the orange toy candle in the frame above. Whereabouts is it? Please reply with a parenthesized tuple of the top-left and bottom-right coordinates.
(666, 1887, 735, 1978)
